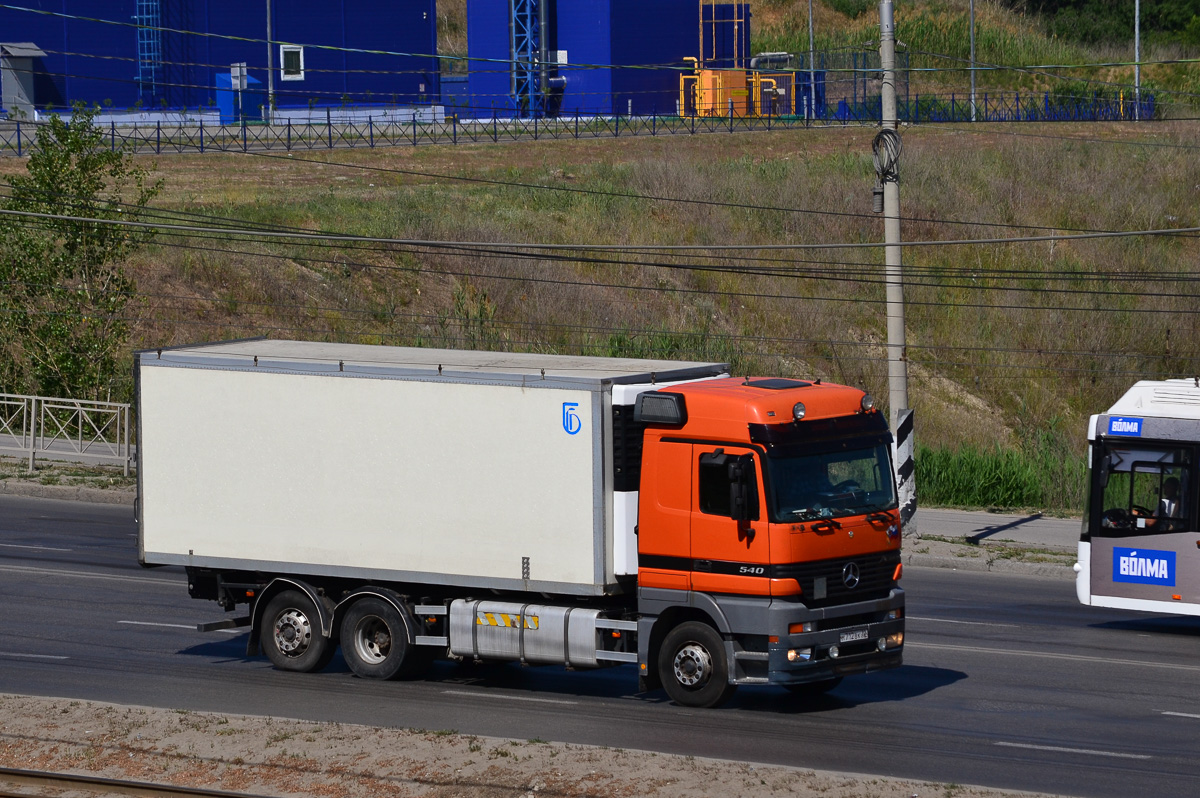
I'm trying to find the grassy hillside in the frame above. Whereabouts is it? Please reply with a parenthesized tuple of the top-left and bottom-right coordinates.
(6, 119, 1198, 511)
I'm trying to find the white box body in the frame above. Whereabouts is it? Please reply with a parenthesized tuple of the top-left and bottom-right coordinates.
(136, 340, 725, 596)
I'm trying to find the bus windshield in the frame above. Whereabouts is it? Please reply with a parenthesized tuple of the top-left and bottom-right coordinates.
(1096, 443, 1192, 534)
(767, 443, 897, 523)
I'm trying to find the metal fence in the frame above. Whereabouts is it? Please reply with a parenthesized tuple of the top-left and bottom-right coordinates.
(0, 90, 1157, 157)
(0, 394, 133, 475)
(831, 91, 1156, 124)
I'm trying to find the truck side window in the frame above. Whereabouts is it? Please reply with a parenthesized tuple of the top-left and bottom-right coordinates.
(698, 451, 759, 520)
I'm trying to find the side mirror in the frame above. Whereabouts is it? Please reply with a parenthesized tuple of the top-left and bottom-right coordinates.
(727, 455, 758, 522)
(1098, 454, 1111, 489)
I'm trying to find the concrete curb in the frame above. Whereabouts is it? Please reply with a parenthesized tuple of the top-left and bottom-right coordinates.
(0, 480, 136, 506)
(905, 550, 1074, 579)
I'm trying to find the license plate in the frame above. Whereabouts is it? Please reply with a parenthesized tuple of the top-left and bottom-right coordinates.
(839, 628, 869, 643)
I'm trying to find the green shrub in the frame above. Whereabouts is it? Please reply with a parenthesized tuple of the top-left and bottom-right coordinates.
(916, 421, 1086, 512)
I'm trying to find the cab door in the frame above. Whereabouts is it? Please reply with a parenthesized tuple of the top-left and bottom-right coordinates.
(689, 445, 772, 595)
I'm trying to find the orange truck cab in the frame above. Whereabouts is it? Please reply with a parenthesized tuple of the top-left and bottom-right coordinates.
(632, 377, 905, 706)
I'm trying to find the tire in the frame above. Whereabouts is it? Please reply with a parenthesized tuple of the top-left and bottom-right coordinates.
(261, 590, 334, 673)
(785, 677, 843, 697)
(657, 621, 737, 708)
(339, 597, 419, 680)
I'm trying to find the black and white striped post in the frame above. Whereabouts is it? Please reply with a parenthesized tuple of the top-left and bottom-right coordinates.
(893, 407, 917, 536)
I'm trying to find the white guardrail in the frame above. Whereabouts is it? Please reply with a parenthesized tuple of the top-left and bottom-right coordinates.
(0, 394, 133, 476)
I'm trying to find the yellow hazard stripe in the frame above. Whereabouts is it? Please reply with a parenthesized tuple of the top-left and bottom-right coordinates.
(475, 613, 539, 629)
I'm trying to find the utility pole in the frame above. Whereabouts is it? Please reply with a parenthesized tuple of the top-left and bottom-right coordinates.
(876, 0, 916, 534)
(1134, 0, 1141, 121)
(969, 0, 976, 122)
(266, 0, 275, 124)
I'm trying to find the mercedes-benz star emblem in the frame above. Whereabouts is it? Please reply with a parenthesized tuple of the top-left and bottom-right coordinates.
(842, 562, 861, 589)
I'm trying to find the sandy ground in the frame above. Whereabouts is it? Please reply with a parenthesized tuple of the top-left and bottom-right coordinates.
(0, 695, 1062, 798)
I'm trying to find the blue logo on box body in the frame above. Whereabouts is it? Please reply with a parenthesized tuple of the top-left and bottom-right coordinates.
(562, 402, 581, 435)
(1113, 547, 1176, 586)
(1108, 417, 1143, 436)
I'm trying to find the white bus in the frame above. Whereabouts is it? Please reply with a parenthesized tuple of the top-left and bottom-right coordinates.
(1076, 380, 1200, 616)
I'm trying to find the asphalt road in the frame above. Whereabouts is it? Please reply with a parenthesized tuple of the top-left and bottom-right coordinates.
(1, 495, 1198, 798)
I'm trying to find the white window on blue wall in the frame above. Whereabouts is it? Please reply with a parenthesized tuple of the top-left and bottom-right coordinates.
(280, 46, 304, 81)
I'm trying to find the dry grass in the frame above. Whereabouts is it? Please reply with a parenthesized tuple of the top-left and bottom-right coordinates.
(4, 120, 1197, 470)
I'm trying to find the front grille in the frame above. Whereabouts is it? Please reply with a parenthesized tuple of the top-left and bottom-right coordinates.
(774, 550, 900, 608)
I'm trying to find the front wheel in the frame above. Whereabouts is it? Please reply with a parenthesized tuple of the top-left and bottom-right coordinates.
(657, 621, 737, 708)
(261, 590, 334, 673)
(339, 597, 421, 680)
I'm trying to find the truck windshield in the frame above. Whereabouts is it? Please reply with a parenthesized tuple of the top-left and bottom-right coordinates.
(766, 443, 897, 523)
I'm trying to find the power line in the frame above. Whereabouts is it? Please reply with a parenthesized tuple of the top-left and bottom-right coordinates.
(3, 292, 1193, 369)
(195, 146, 1200, 239)
(9, 211, 1200, 325)
(5, 205, 1197, 251)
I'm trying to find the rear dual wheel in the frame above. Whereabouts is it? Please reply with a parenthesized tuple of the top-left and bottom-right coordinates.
(340, 597, 430, 680)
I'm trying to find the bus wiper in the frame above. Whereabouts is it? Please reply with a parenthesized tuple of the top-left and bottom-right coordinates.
(811, 518, 843, 532)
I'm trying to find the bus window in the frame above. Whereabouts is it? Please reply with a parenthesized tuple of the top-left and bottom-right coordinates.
(1098, 446, 1191, 533)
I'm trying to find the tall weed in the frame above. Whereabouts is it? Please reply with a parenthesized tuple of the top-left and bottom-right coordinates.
(916, 420, 1087, 512)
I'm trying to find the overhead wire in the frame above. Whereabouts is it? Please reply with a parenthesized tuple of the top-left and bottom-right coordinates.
(10, 181, 1197, 288)
(6, 208, 1200, 323)
(3, 288, 1192, 369)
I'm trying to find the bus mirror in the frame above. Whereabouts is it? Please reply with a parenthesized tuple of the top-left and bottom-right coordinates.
(1099, 454, 1111, 489)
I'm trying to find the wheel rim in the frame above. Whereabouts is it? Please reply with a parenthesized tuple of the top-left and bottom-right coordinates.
(273, 608, 312, 657)
(352, 615, 392, 665)
(672, 642, 712, 688)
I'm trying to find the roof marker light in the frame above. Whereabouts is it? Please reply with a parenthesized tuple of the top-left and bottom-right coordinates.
(792, 402, 806, 421)
(860, 394, 876, 412)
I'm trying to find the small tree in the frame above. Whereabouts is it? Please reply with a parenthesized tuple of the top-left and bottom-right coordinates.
(0, 104, 162, 400)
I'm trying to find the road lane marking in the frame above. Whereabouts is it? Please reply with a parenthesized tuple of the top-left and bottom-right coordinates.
(0, 652, 69, 660)
(1161, 711, 1200, 719)
(910, 642, 1200, 673)
(996, 742, 1151, 760)
(441, 689, 577, 706)
(118, 620, 241, 634)
(908, 616, 1020, 628)
(0, 543, 72, 552)
(0, 563, 178, 586)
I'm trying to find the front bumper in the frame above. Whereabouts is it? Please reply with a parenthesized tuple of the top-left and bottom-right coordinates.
(734, 588, 905, 685)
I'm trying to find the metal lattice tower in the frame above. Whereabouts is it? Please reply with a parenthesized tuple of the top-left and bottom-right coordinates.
(133, 0, 162, 104)
(509, 0, 541, 117)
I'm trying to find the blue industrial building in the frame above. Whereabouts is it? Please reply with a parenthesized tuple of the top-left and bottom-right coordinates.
(461, 0, 750, 118)
(0, 1, 439, 120)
